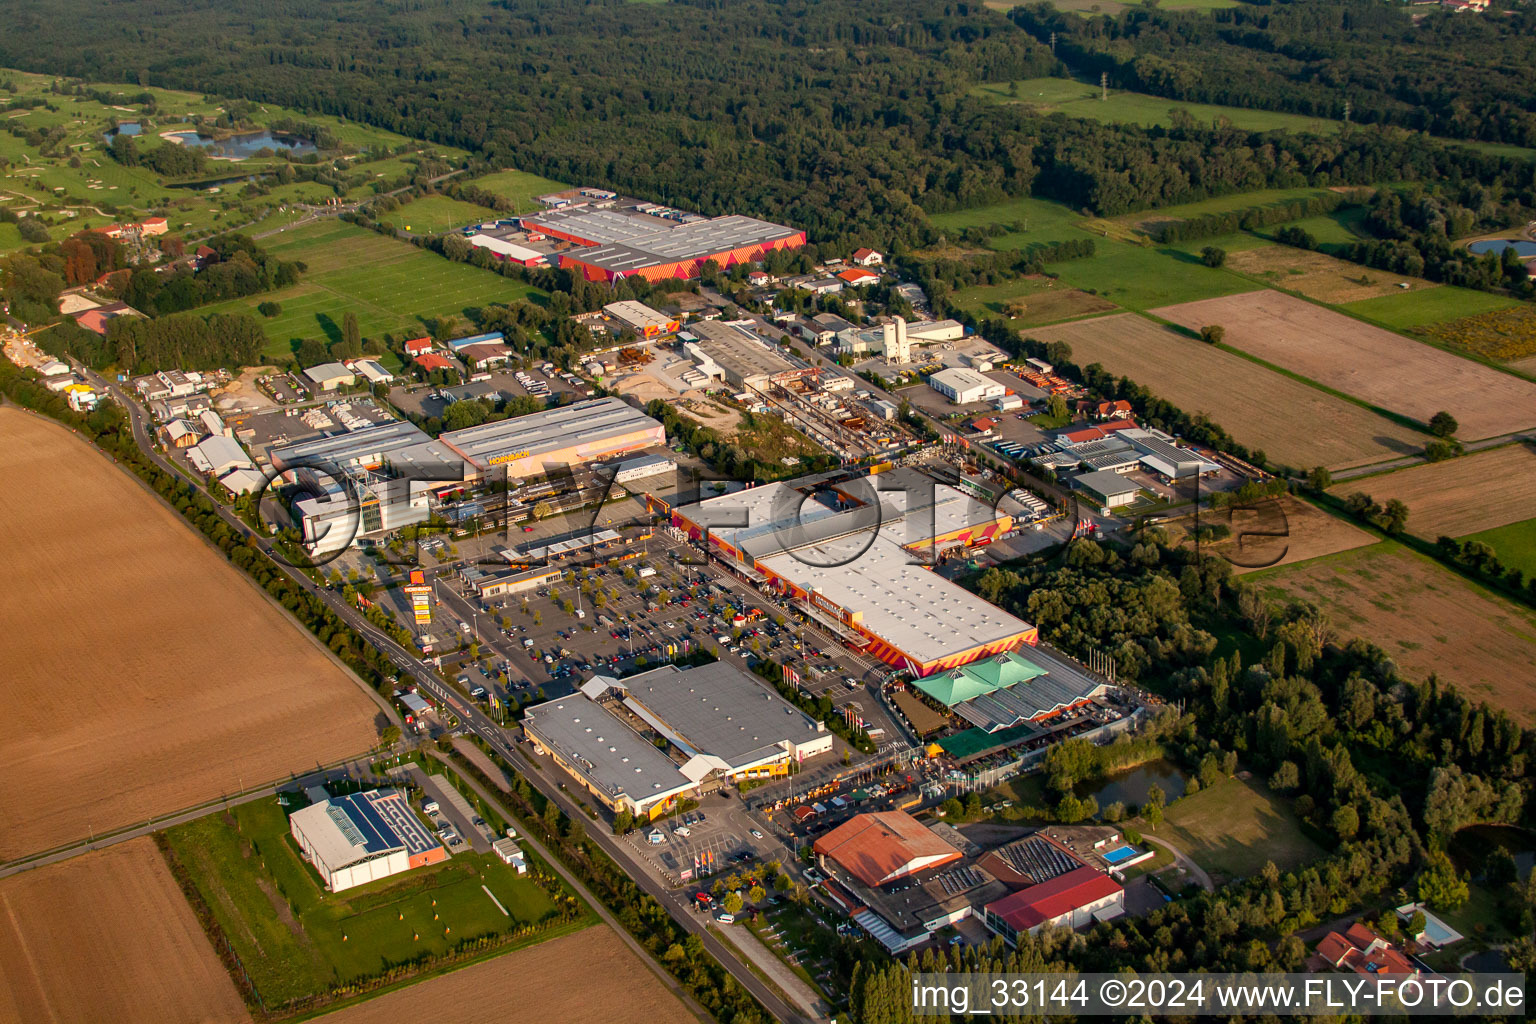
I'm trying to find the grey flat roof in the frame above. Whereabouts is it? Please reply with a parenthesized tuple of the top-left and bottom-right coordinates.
(533, 208, 800, 271)
(757, 533, 1034, 666)
(619, 663, 823, 768)
(439, 398, 662, 469)
(1072, 469, 1141, 497)
(689, 321, 796, 382)
(522, 696, 695, 805)
(271, 420, 465, 474)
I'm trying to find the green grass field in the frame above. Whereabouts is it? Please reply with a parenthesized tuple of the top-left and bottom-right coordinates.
(951, 274, 1119, 325)
(378, 195, 495, 235)
(1459, 518, 1536, 578)
(1263, 205, 1373, 248)
(927, 195, 1091, 249)
(975, 77, 1536, 159)
(1117, 187, 1340, 229)
(1147, 776, 1325, 884)
(0, 220, 24, 252)
(163, 791, 582, 1007)
(976, 78, 1348, 135)
(199, 220, 545, 360)
(466, 168, 570, 213)
(1043, 238, 1256, 310)
(1341, 286, 1523, 332)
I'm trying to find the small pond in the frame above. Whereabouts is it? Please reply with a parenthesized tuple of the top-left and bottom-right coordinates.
(163, 129, 317, 159)
(1080, 759, 1188, 810)
(1467, 239, 1536, 258)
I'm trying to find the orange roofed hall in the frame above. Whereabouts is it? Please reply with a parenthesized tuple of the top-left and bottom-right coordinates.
(813, 811, 963, 887)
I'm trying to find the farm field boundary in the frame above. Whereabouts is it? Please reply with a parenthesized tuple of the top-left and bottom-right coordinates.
(1327, 443, 1536, 539)
(1020, 313, 1426, 469)
(1152, 290, 1536, 440)
(0, 404, 379, 861)
(1250, 542, 1536, 725)
(0, 838, 249, 1024)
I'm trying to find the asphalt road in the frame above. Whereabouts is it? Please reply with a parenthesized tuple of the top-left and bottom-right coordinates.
(55, 374, 807, 1023)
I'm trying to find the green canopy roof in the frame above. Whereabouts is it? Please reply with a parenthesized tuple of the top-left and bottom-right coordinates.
(913, 650, 1048, 707)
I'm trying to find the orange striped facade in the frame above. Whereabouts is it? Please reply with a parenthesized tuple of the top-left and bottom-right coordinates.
(561, 233, 807, 283)
(667, 507, 1037, 677)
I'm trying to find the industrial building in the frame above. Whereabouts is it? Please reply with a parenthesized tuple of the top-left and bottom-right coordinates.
(929, 367, 1006, 405)
(289, 789, 447, 892)
(663, 467, 1037, 676)
(188, 434, 254, 478)
(684, 320, 797, 390)
(303, 362, 357, 392)
(905, 319, 966, 343)
(982, 866, 1124, 943)
(520, 202, 805, 283)
(1071, 469, 1143, 509)
(603, 300, 681, 337)
(270, 420, 469, 555)
(439, 397, 664, 480)
(522, 662, 831, 819)
(467, 233, 546, 266)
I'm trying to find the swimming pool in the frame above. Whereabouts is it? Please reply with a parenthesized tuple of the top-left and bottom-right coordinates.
(1102, 844, 1139, 865)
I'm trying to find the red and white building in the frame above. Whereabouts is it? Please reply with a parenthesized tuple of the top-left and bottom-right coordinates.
(814, 812, 964, 887)
(851, 247, 883, 267)
(982, 866, 1124, 942)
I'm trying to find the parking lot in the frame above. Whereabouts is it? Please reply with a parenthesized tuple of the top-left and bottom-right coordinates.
(375, 496, 908, 744)
(387, 364, 591, 421)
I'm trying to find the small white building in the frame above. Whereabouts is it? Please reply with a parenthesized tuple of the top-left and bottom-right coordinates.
(929, 367, 1005, 405)
(218, 467, 267, 495)
(851, 248, 884, 267)
(350, 359, 394, 385)
(993, 394, 1024, 412)
(191, 434, 254, 478)
(199, 409, 229, 438)
(492, 837, 528, 874)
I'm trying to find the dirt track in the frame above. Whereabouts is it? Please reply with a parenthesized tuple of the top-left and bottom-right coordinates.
(0, 838, 249, 1024)
(314, 925, 698, 1024)
(1152, 291, 1536, 440)
(0, 408, 378, 860)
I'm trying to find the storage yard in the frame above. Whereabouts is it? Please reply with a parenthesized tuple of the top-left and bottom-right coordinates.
(312, 925, 697, 1024)
(0, 838, 249, 1024)
(1151, 290, 1536, 440)
(1253, 544, 1536, 724)
(1332, 443, 1536, 539)
(1021, 313, 1425, 469)
(0, 408, 378, 860)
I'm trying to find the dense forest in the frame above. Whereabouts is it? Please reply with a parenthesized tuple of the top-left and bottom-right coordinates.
(3, 0, 1534, 254)
(1012, 0, 1536, 147)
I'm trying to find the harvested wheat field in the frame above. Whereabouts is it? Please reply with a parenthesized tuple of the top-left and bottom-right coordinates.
(316, 924, 697, 1024)
(1023, 313, 1424, 469)
(1162, 494, 1373, 574)
(0, 838, 249, 1024)
(1225, 247, 1438, 304)
(0, 408, 378, 860)
(1331, 443, 1536, 539)
(1255, 544, 1536, 724)
(1152, 291, 1536, 439)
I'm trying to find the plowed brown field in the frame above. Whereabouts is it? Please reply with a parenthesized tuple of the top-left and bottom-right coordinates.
(0, 408, 378, 860)
(314, 924, 698, 1024)
(1331, 444, 1536, 539)
(1255, 544, 1536, 724)
(1152, 291, 1536, 440)
(0, 838, 249, 1024)
(1022, 313, 1424, 468)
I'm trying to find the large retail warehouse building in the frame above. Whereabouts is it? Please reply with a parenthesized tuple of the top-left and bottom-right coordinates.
(662, 467, 1037, 676)
(439, 397, 664, 481)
